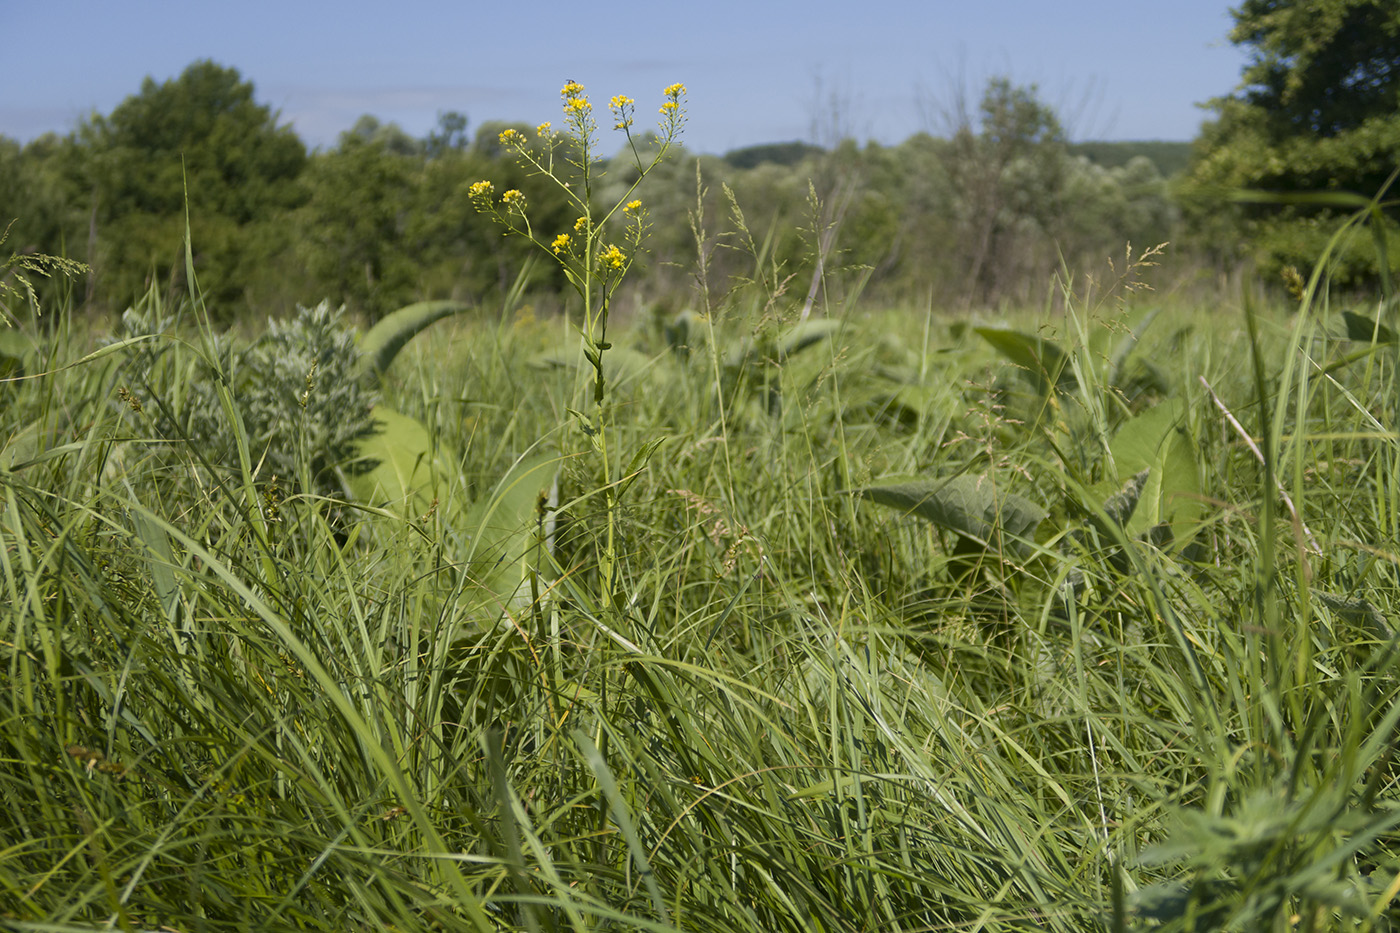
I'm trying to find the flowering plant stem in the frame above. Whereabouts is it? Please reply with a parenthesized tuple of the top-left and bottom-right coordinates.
(472, 80, 686, 615)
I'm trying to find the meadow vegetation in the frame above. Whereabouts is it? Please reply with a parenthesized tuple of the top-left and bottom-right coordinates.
(4, 164, 1400, 933)
(1, 60, 1182, 323)
(3, 3, 1400, 928)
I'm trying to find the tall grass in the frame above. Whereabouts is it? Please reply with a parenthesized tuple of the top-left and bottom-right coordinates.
(2, 249, 1399, 931)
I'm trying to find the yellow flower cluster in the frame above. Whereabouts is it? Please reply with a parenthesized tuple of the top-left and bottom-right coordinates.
(609, 94, 636, 131)
(561, 80, 595, 136)
(466, 78, 686, 298)
(599, 244, 626, 270)
(660, 83, 686, 116)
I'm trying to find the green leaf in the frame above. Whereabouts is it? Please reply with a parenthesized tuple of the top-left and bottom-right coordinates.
(131, 510, 181, 624)
(0, 328, 36, 380)
(1104, 307, 1162, 389)
(566, 407, 603, 452)
(69, 333, 161, 368)
(461, 453, 559, 612)
(618, 437, 668, 499)
(1341, 310, 1396, 344)
(855, 473, 1046, 555)
(1104, 398, 1202, 545)
(1102, 468, 1151, 527)
(356, 300, 471, 384)
(344, 406, 448, 516)
(975, 326, 1077, 394)
(779, 318, 843, 357)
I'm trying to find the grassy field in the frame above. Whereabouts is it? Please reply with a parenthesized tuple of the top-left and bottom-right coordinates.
(2, 252, 1400, 931)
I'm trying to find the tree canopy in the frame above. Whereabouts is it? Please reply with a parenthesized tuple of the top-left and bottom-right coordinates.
(4, 63, 1184, 319)
(80, 60, 307, 309)
(1184, 0, 1400, 279)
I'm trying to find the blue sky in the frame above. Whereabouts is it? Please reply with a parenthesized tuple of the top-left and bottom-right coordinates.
(2, 1, 1250, 154)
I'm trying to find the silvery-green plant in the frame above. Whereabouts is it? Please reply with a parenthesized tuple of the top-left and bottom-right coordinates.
(238, 300, 378, 486)
(113, 300, 379, 494)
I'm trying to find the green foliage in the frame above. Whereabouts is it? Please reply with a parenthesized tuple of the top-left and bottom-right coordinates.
(722, 140, 826, 169)
(357, 299, 472, 384)
(943, 78, 1069, 303)
(1342, 308, 1398, 343)
(7, 63, 1190, 320)
(343, 403, 446, 513)
(1100, 398, 1202, 544)
(12, 72, 1400, 931)
(855, 472, 1047, 556)
(296, 122, 575, 319)
(458, 452, 559, 612)
(1232, 0, 1400, 139)
(1069, 140, 1193, 176)
(976, 325, 1078, 393)
(1183, 0, 1400, 281)
(80, 60, 307, 313)
(424, 110, 471, 158)
(296, 126, 422, 316)
(113, 299, 378, 494)
(7, 237, 1400, 929)
(0, 219, 90, 322)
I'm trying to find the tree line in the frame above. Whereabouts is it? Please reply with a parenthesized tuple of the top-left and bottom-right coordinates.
(3, 0, 1396, 322)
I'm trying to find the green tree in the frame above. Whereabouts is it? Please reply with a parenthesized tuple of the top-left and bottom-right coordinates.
(80, 60, 307, 314)
(1183, 0, 1400, 281)
(424, 110, 470, 158)
(298, 125, 420, 317)
(943, 78, 1070, 304)
(1, 132, 105, 312)
(340, 115, 423, 157)
(298, 119, 575, 318)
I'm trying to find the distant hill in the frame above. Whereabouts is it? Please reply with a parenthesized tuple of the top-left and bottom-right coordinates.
(723, 138, 1193, 177)
(1069, 141, 1192, 176)
(722, 141, 825, 169)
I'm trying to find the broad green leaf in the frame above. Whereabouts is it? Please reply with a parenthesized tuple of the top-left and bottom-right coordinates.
(1102, 468, 1151, 527)
(344, 406, 448, 516)
(975, 326, 1077, 394)
(855, 473, 1046, 555)
(1341, 310, 1396, 344)
(1104, 398, 1202, 545)
(356, 300, 471, 384)
(779, 318, 843, 357)
(0, 328, 36, 380)
(131, 510, 181, 624)
(461, 453, 559, 611)
(533, 345, 658, 385)
(1105, 307, 1162, 390)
